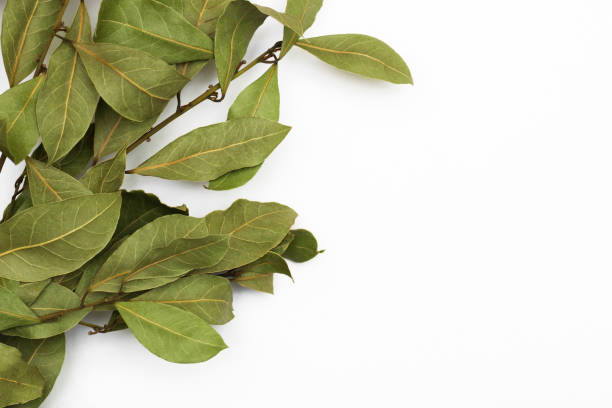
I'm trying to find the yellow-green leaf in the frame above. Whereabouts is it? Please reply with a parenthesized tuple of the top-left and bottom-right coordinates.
(26, 158, 92, 206)
(73, 42, 189, 122)
(0, 343, 45, 407)
(297, 34, 413, 84)
(80, 149, 126, 193)
(234, 252, 292, 294)
(280, 0, 323, 57)
(0, 287, 40, 331)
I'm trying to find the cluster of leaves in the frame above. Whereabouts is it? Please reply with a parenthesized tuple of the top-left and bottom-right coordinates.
(0, 0, 411, 406)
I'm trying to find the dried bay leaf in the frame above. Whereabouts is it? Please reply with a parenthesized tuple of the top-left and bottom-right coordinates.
(0, 76, 45, 163)
(271, 232, 295, 255)
(0, 193, 122, 282)
(116, 301, 227, 363)
(89, 214, 211, 293)
(281, 0, 323, 58)
(17, 280, 51, 306)
(208, 64, 280, 190)
(50, 125, 94, 177)
(0, 343, 45, 407)
(26, 158, 92, 206)
(234, 252, 292, 294)
(38, 2, 98, 164)
(128, 118, 290, 182)
(1, 335, 65, 408)
(1, 0, 66, 87)
(252, 4, 304, 37)
(199, 200, 298, 273)
(73, 42, 189, 122)
(283, 229, 322, 263)
(80, 149, 126, 193)
(133, 275, 233, 325)
(96, 0, 214, 64)
(4, 283, 92, 339)
(297, 34, 413, 84)
(215, 0, 267, 94)
(1, 278, 19, 293)
(0, 287, 40, 331)
(93, 101, 158, 162)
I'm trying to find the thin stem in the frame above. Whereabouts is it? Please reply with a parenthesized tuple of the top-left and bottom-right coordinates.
(34, 0, 71, 77)
(125, 41, 283, 155)
(0, 154, 7, 175)
(40, 295, 123, 322)
(2, 169, 26, 222)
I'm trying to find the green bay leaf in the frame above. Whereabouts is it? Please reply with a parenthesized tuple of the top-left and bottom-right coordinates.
(199, 200, 298, 273)
(1, 0, 66, 86)
(280, 0, 323, 58)
(73, 42, 189, 122)
(234, 252, 292, 294)
(129, 118, 290, 182)
(38, 2, 98, 164)
(297, 34, 413, 84)
(252, 4, 303, 36)
(214, 0, 267, 94)
(26, 158, 92, 206)
(283, 229, 322, 262)
(1, 335, 65, 408)
(0, 193, 122, 282)
(0, 287, 40, 331)
(0, 343, 45, 407)
(0, 76, 45, 163)
(116, 301, 226, 363)
(80, 149, 126, 193)
(133, 275, 233, 325)
(17, 280, 51, 306)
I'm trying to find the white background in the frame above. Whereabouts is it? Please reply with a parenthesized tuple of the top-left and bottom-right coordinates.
(2, 0, 612, 406)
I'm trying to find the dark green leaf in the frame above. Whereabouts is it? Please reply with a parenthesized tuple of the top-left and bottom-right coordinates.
(214, 0, 266, 94)
(133, 274, 233, 325)
(2, 190, 33, 221)
(283, 229, 321, 262)
(271, 232, 295, 255)
(0, 76, 45, 163)
(234, 252, 292, 294)
(116, 301, 226, 363)
(297, 34, 413, 84)
(1, 0, 66, 86)
(52, 125, 94, 177)
(26, 158, 92, 206)
(0, 193, 122, 282)
(80, 149, 126, 193)
(38, 3, 98, 164)
(0, 343, 45, 407)
(74, 42, 189, 122)
(96, 0, 214, 64)
(1, 335, 65, 408)
(280, 0, 323, 57)
(199, 199, 298, 273)
(129, 118, 290, 182)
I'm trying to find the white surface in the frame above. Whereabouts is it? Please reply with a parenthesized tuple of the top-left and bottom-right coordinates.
(1, 0, 612, 406)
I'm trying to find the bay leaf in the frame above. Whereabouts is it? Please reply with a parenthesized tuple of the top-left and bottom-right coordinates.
(96, 0, 214, 64)
(280, 0, 323, 58)
(199, 199, 298, 273)
(52, 125, 94, 177)
(234, 252, 292, 294)
(128, 118, 290, 181)
(1, 335, 65, 408)
(73, 42, 189, 122)
(111, 190, 189, 245)
(0, 76, 45, 163)
(0, 343, 45, 407)
(2, 190, 33, 222)
(4, 283, 92, 339)
(183, 0, 232, 36)
(283, 229, 321, 262)
(0, 193, 122, 282)
(116, 301, 227, 363)
(80, 149, 126, 193)
(1, 278, 19, 293)
(271, 231, 295, 255)
(0, 287, 40, 331)
(26, 158, 92, 206)
(208, 64, 281, 190)
(38, 2, 98, 164)
(89, 214, 210, 293)
(93, 101, 158, 162)
(133, 275, 233, 325)
(17, 280, 51, 306)
(1, 0, 66, 86)
(297, 34, 413, 84)
(252, 4, 303, 36)
(214, 0, 267, 94)
(119, 235, 230, 293)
